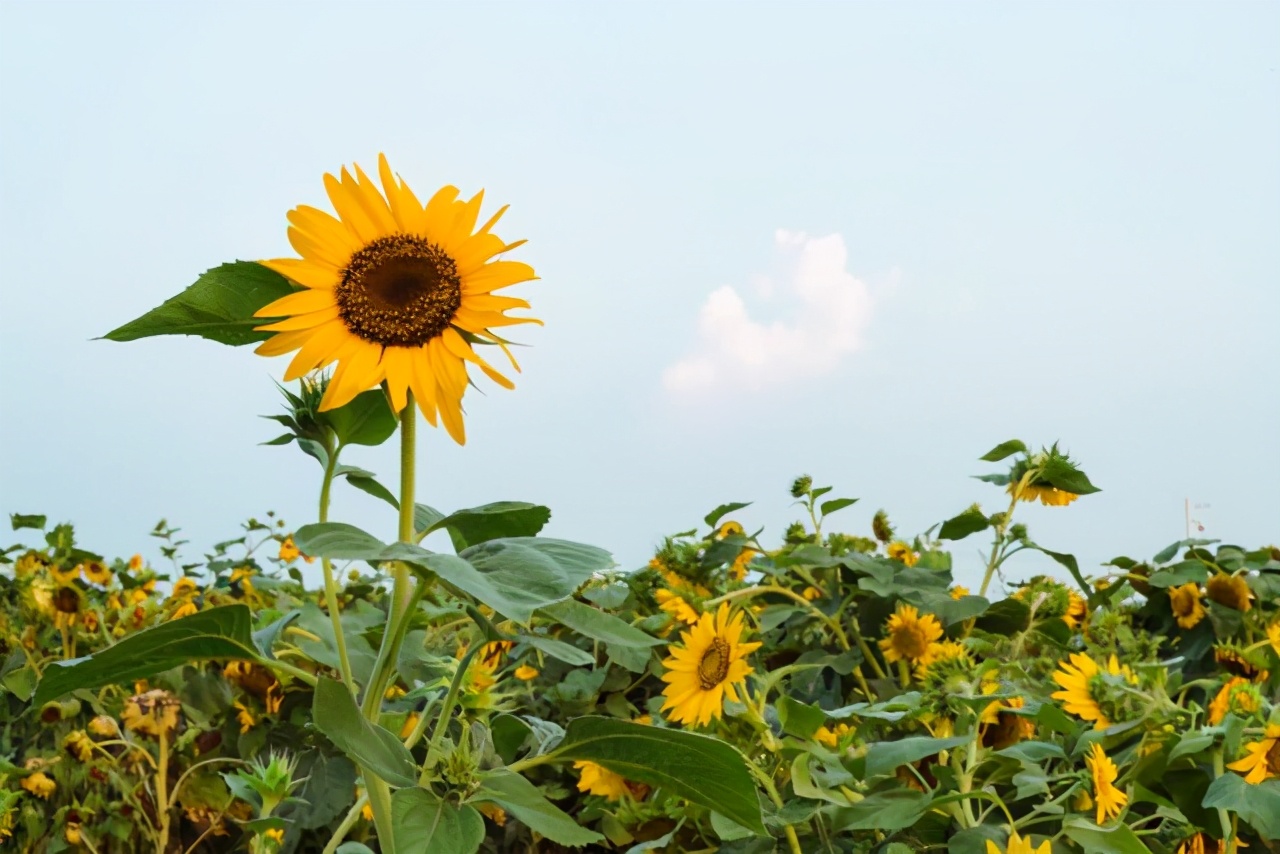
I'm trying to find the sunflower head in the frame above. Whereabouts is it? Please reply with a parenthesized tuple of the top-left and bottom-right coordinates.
(985, 833, 1051, 854)
(1208, 676, 1261, 725)
(1050, 652, 1138, 730)
(573, 760, 630, 802)
(878, 603, 944, 666)
(1168, 583, 1206, 630)
(886, 541, 919, 567)
(81, 561, 113, 587)
(1214, 643, 1270, 682)
(254, 155, 539, 445)
(1227, 722, 1280, 784)
(122, 689, 182, 738)
(660, 603, 761, 727)
(1205, 573, 1252, 612)
(1085, 742, 1128, 824)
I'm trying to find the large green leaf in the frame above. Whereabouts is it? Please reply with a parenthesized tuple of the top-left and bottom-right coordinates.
(548, 716, 765, 835)
(470, 769, 604, 847)
(1202, 773, 1280, 840)
(1061, 818, 1153, 854)
(325, 389, 398, 448)
(938, 507, 990, 541)
(426, 502, 552, 551)
(311, 678, 418, 788)
(980, 439, 1027, 462)
(829, 789, 931, 831)
(865, 735, 971, 777)
(704, 502, 751, 529)
(540, 599, 661, 648)
(294, 523, 387, 561)
(33, 605, 257, 705)
(102, 261, 294, 346)
(392, 788, 484, 854)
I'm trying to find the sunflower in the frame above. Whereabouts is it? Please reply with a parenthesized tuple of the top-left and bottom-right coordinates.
(1009, 482, 1079, 506)
(253, 155, 538, 445)
(128, 554, 144, 572)
(878, 604, 943, 666)
(1205, 572, 1251, 612)
(950, 585, 970, 600)
(656, 589, 700, 625)
(1050, 653, 1136, 729)
(1176, 834, 1231, 854)
(1168, 583, 1206, 630)
(81, 561, 112, 586)
(122, 689, 182, 738)
(729, 548, 758, 581)
(20, 771, 56, 799)
(1085, 742, 1127, 823)
(171, 577, 199, 599)
(1214, 644, 1269, 682)
(1062, 590, 1089, 630)
(278, 536, 300, 563)
(985, 833, 1051, 854)
(814, 723, 852, 748)
(234, 702, 257, 734)
(50, 564, 80, 585)
(514, 664, 539, 681)
(88, 715, 118, 738)
(1268, 622, 1280, 656)
(715, 520, 744, 539)
(63, 730, 95, 762)
(660, 603, 761, 726)
(886, 541, 919, 567)
(1228, 723, 1280, 784)
(573, 760, 630, 801)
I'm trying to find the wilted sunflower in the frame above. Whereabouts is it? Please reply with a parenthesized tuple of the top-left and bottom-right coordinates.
(1205, 572, 1251, 612)
(1227, 722, 1280, 784)
(878, 603, 943, 667)
(1207, 676, 1259, 725)
(573, 760, 630, 801)
(1168, 583, 1206, 630)
(1011, 483, 1078, 506)
(985, 833, 1051, 854)
(1050, 653, 1136, 729)
(1085, 742, 1127, 823)
(1214, 644, 1269, 682)
(20, 771, 56, 799)
(660, 603, 761, 726)
(122, 689, 182, 738)
(253, 155, 538, 445)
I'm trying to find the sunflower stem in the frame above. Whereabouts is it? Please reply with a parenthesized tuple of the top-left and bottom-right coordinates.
(394, 393, 417, 613)
(318, 443, 356, 693)
(421, 638, 481, 785)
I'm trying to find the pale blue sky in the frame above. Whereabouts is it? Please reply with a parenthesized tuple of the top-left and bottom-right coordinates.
(2, 2, 1276, 591)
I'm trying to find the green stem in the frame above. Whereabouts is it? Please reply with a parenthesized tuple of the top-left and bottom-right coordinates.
(318, 444, 356, 693)
(156, 729, 171, 854)
(363, 775, 396, 854)
(978, 474, 1028, 598)
(421, 640, 481, 783)
(1213, 748, 1235, 852)
(394, 392, 417, 617)
(321, 794, 368, 854)
(749, 763, 803, 854)
(362, 582, 427, 719)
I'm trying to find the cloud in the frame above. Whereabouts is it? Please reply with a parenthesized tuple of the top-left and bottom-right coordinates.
(662, 230, 878, 394)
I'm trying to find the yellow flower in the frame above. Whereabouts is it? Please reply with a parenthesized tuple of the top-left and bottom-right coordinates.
(480, 640, 515, 668)
(514, 664, 539, 681)
(88, 715, 119, 738)
(50, 564, 81, 585)
(1050, 653, 1136, 729)
(886, 541, 919, 567)
(400, 712, 421, 740)
(1168, 583, 1206, 629)
(171, 577, 199, 599)
(802, 586, 822, 601)
(63, 730, 95, 762)
(1215, 645, 1269, 683)
(814, 723, 852, 748)
(65, 823, 82, 845)
(265, 684, 284, 715)
(574, 760, 630, 801)
(1086, 742, 1127, 823)
(634, 714, 652, 725)
(1176, 833, 1235, 854)
(15, 551, 46, 577)
(985, 833, 1051, 854)
(81, 561, 112, 586)
(477, 802, 507, 826)
(730, 548, 757, 581)
(278, 536, 300, 563)
(21, 771, 56, 799)
(121, 689, 181, 738)
(1267, 622, 1280, 657)
(1208, 676, 1259, 727)
(128, 554, 144, 572)
(950, 585, 970, 600)
(1206, 572, 1251, 612)
(265, 828, 285, 845)
(252, 154, 539, 446)
(235, 702, 257, 733)
(660, 603, 761, 727)
(878, 604, 943, 666)
(715, 520, 744, 538)
(1227, 722, 1280, 784)
(1009, 482, 1079, 506)
(1062, 590, 1088, 630)
(170, 601, 198, 620)
(656, 589, 700, 625)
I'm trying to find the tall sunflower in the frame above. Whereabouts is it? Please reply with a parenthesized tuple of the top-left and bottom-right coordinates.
(1085, 742, 1127, 823)
(254, 155, 538, 445)
(879, 603, 943, 667)
(1227, 722, 1280, 784)
(1050, 653, 1136, 729)
(660, 603, 761, 727)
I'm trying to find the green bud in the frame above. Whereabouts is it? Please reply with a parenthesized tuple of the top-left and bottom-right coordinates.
(871, 510, 895, 544)
(790, 475, 812, 499)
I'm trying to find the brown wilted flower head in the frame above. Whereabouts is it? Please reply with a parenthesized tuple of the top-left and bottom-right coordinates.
(121, 689, 182, 738)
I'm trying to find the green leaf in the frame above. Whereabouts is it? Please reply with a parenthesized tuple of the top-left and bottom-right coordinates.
(426, 502, 552, 551)
(9, 513, 46, 530)
(994, 741, 1066, 763)
(311, 677, 418, 788)
(414, 504, 446, 537)
(540, 600, 662, 648)
(281, 752, 357, 831)
(34, 605, 257, 706)
(324, 389, 397, 448)
(1153, 538, 1217, 565)
(338, 468, 400, 510)
(819, 497, 858, 517)
(830, 789, 931, 831)
(293, 523, 387, 562)
(392, 788, 484, 854)
(1201, 773, 1280, 840)
(1028, 544, 1093, 599)
(1061, 818, 1154, 854)
(1146, 560, 1210, 589)
(1166, 732, 1215, 765)
(704, 502, 751, 529)
(975, 598, 1031, 635)
(865, 735, 970, 777)
(980, 439, 1027, 462)
(102, 261, 294, 346)
(470, 769, 604, 847)
(519, 635, 594, 666)
(776, 696, 826, 740)
(491, 715, 533, 764)
(938, 507, 990, 541)
(550, 716, 765, 835)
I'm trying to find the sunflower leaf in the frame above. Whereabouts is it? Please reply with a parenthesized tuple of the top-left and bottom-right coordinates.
(102, 261, 294, 347)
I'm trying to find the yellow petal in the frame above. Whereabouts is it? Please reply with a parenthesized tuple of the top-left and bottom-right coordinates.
(377, 154, 426, 235)
(255, 287, 337, 319)
(320, 342, 384, 410)
(256, 305, 341, 332)
(262, 258, 339, 290)
(288, 225, 351, 270)
(350, 163, 398, 235)
(422, 185, 461, 238)
(254, 330, 311, 357)
(287, 205, 360, 257)
(324, 171, 380, 244)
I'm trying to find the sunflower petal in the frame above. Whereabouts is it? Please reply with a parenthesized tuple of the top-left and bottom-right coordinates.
(255, 305, 341, 332)
(262, 258, 339, 290)
(255, 287, 337, 319)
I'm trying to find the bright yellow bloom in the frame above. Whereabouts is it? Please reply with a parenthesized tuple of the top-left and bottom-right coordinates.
(1050, 653, 1136, 729)
(1227, 723, 1280, 784)
(815, 723, 852, 748)
(278, 536, 300, 563)
(65, 823, 82, 845)
(574, 760, 630, 801)
(170, 601, 198, 620)
(1168, 583, 1206, 629)
(1062, 590, 1088, 630)
(81, 561, 112, 586)
(63, 730, 95, 762)
(400, 712, 421, 740)
(253, 155, 539, 445)
(477, 802, 507, 826)
(1267, 622, 1280, 657)
(715, 520, 744, 538)
(514, 664, 539, 681)
(950, 585, 970, 600)
(730, 548, 757, 581)
(1010, 482, 1078, 506)
(802, 586, 823, 601)
(1086, 742, 1127, 823)
(986, 833, 1051, 854)
(265, 828, 285, 845)
(21, 771, 56, 799)
(171, 577, 199, 599)
(1206, 572, 1251, 612)
(660, 604, 761, 727)
(128, 554, 144, 572)
(878, 604, 943, 666)
(886, 541, 918, 567)
(656, 589, 699, 625)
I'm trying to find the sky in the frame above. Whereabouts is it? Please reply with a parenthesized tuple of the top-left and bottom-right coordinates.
(1, 1, 1277, 594)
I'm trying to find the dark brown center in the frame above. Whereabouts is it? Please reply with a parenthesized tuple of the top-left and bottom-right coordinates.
(697, 638, 731, 689)
(335, 234, 461, 347)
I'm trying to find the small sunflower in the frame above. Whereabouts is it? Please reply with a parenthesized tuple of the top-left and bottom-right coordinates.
(1207, 674, 1259, 725)
(1227, 722, 1280, 784)
(950, 585, 970, 600)
(128, 554, 144, 572)
(814, 723, 852, 748)
(81, 561, 112, 586)
(63, 730, 95, 762)
(253, 155, 539, 445)
(1168, 583, 1206, 630)
(802, 586, 823, 601)
(278, 536, 300, 563)
(872, 509, 895, 544)
(1062, 590, 1089, 630)
(714, 520, 744, 539)
(50, 564, 81, 586)
(660, 603, 761, 727)
(514, 664, 539, 681)
(985, 833, 1051, 854)
(573, 760, 630, 801)
(172, 577, 199, 599)
(886, 541, 919, 567)
(878, 603, 943, 667)
(1085, 742, 1127, 823)
(1205, 572, 1251, 612)
(1214, 644, 1269, 682)
(1050, 653, 1136, 729)
(1011, 483, 1079, 506)
(656, 588, 700, 625)
(1267, 622, 1280, 656)
(20, 771, 56, 799)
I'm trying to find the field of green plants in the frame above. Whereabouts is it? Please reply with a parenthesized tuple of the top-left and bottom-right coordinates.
(3, 158, 1277, 854)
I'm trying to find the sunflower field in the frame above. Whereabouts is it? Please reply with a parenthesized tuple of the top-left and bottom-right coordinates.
(3, 159, 1279, 854)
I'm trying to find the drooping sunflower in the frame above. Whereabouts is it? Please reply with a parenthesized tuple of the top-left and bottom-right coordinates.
(985, 833, 1051, 854)
(254, 155, 538, 445)
(81, 561, 113, 587)
(1085, 742, 1127, 823)
(1168, 583, 1206, 630)
(1062, 590, 1089, 630)
(1227, 722, 1280, 784)
(886, 541, 919, 567)
(1050, 653, 1136, 729)
(1205, 572, 1252, 612)
(1010, 483, 1078, 506)
(20, 771, 56, 800)
(122, 689, 182, 738)
(660, 603, 761, 727)
(878, 603, 943, 667)
(573, 761, 630, 801)
(1214, 643, 1269, 682)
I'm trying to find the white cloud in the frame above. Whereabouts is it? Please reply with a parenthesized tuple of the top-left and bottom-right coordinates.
(662, 229, 878, 394)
